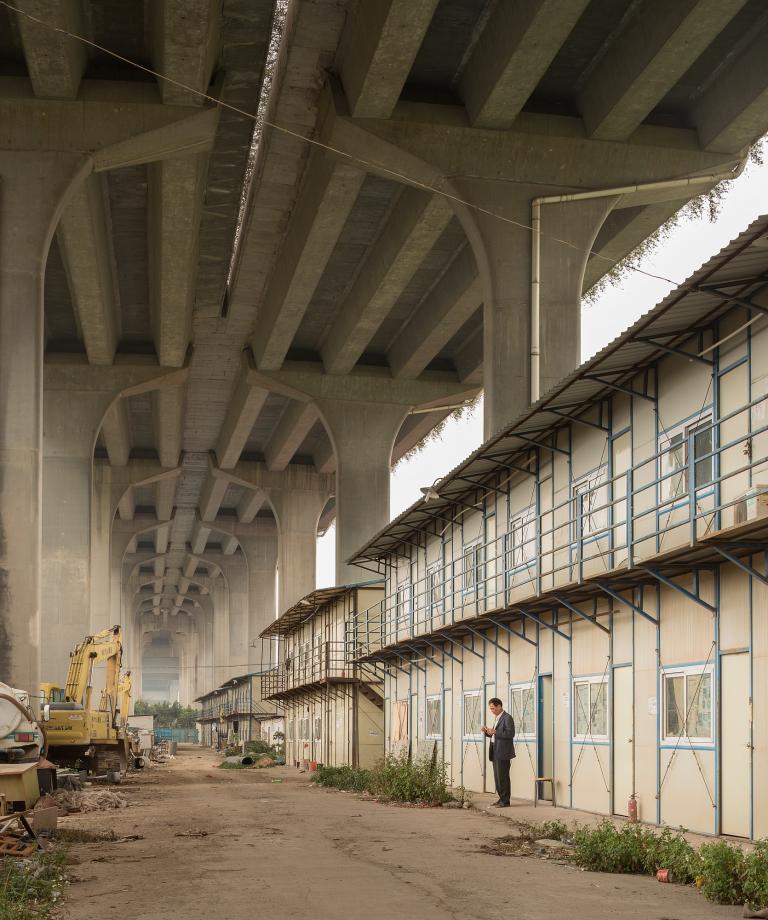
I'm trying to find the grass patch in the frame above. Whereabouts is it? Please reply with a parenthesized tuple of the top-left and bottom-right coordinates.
(56, 827, 118, 843)
(313, 753, 453, 805)
(0, 848, 67, 920)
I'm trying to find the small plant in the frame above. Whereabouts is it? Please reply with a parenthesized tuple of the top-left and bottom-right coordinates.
(453, 785, 473, 806)
(313, 754, 453, 805)
(314, 765, 372, 793)
(244, 740, 277, 755)
(743, 839, 768, 910)
(642, 827, 701, 884)
(0, 848, 67, 920)
(699, 842, 745, 904)
(572, 820, 649, 874)
(529, 819, 569, 842)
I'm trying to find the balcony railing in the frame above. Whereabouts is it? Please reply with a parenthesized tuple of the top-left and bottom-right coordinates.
(351, 394, 768, 654)
(264, 642, 383, 698)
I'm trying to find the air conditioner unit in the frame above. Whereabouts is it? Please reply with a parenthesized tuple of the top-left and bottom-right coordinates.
(734, 486, 768, 525)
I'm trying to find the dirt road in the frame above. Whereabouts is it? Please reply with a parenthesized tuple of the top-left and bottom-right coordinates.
(60, 749, 739, 920)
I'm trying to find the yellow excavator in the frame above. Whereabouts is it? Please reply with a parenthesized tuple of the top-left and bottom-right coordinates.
(40, 626, 134, 774)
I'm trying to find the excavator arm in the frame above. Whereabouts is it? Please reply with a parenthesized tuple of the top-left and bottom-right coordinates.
(64, 626, 123, 715)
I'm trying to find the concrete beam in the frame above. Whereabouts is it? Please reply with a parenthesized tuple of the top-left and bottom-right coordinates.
(253, 151, 365, 371)
(57, 175, 120, 364)
(155, 522, 171, 555)
(221, 535, 239, 556)
(264, 402, 319, 472)
(154, 386, 185, 468)
(148, 153, 207, 366)
(237, 488, 268, 524)
(455, 328, 483, 385)
(578, 0, 748, 141)
(215, 362, 269, 469)
(101, 399, 131, 467)
(199, 472, 230, 523)
(321, 189, 453, 374)
(312, 439, 335, 475)
(693, 28, 768, 153)
(15, 0, 87, 100)
(118, 488, 135, 521)
(459, 0, 589, 129)
(190, 519, 212, 555)
(392, 409, 452, 463)
(150, 0, 220, 106)
(156, 476, 177, 521)
(337, 0, 440, 118)
(387, 245, 481, 379)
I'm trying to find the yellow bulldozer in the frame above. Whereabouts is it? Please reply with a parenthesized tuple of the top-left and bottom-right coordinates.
(40, 626, 135, 774)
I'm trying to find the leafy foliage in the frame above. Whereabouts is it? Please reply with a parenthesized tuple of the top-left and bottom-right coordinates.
(698, 842, 745, 904)
(133, 699, 199, 728)
(743, 840, 768, 910)
(314, 753, 453, 805)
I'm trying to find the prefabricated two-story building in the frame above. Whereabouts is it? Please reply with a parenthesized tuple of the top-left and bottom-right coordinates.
(349, 216, 768, 840)
(261, 582, 385, 769)
(196, 671, 283, 749)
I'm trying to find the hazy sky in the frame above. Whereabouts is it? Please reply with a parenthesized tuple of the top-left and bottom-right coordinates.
(316, 153, 768, 587)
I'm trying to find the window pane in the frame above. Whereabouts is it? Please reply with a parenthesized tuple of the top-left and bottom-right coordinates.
(686, 672, 712, 738)
(463, 551, 475, 589)
(314, 716, 322, 740)
(666, 432, 687, 499)
(665, 675, 684, 737)
(464, 694, 481, 736)
(574, 683, 589, 736)
(427, 698, 441, 737)
(693, 425, 713, 489)
(511, 689, 522, 725)
(591, 682, 607, 736)
(521, 687, 535, 735)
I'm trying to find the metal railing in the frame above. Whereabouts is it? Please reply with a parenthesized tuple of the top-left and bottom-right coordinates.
(264, 641, 383, 697)
(352, 394, 768, 654)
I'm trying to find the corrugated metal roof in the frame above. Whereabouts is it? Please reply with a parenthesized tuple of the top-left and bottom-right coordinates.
(259, 579, 384, 638)
(350, 214, 768, 564)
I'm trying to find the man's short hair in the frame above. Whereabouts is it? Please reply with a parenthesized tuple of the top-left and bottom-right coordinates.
(488, 697, 503, 707)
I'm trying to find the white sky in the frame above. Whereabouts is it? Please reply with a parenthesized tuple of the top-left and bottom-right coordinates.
(316, 154, 768, 587)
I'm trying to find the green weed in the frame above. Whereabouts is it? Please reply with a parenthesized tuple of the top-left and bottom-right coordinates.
(0, 848, 67, 920)
(314, 753, 453, 805)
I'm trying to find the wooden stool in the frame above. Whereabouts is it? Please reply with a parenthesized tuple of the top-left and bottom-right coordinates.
(534, 777, 555, 808)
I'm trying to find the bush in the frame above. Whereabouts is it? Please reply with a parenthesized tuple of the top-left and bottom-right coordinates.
(314, 753, 453, 805)
(572, 821, 650, 874)
(642, 827, 701, 884)
(699, 842, 745, 904)
(743, 840, 768, 910)
(244, 740, 276, 755)
(528, 819, 569, 842)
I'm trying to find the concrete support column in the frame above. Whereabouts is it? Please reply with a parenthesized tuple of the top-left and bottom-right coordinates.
(220, 558, 249, 676)
(238, 526, 278, 668)
(41, 391, 121, 683)
(317, 400, 408, 585)
(455, 179, 615, 437)
(0, 152, 88, 694)
(210, 577, 230, 688)
(269, 471, 331, 612)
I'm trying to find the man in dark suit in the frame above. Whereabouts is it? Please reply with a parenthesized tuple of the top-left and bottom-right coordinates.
(482, 698, 516, 807)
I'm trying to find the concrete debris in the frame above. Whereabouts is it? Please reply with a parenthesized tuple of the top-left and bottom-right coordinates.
(51, 788, 129, 814)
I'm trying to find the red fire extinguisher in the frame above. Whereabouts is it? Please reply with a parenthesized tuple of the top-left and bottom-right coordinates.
(628, 793, 638, 822)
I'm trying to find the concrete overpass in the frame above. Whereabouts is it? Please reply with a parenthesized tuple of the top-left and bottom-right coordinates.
(2, 0, 768, 703)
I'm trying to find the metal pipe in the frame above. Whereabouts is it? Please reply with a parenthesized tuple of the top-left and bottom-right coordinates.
(530, 163, 746, 406)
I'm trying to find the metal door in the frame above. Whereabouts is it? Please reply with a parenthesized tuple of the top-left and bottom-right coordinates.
(538, 675, 553, 800)
(721, 652, 750, 837)
(612, 666, 633, 816)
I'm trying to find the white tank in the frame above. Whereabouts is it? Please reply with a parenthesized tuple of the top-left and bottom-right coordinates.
(0, 683, 41, 760)
(0, 682, 28, 738)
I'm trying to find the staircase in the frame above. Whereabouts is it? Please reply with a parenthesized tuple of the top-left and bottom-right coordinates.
(358, 682, 384, 710)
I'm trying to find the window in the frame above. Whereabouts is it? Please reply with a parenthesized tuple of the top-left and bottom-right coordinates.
(313, 716, 322, 741)
(463, 691, 483, 740)
(396, 582, 413, 627)
(462, 541, 484, 593)
(510, 684, 536, 738)
(426, 695, 442, 739)
(287, 719, 294, 741)
(506, 508, 535, 572)
(663, 666, 713, 743)
(572, 467, 608, 540)
(572, 677, 608, 739)
(300, 717, 310, 740)
(391, 700, 408, 743)
(426, 564, 443, 611)
(660, 416, 714, 502)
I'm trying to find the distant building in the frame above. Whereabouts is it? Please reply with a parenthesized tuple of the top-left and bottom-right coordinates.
(348, 217, 768, 840)
(261, 582, 385, 769)
(195, 672, 283, 749)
